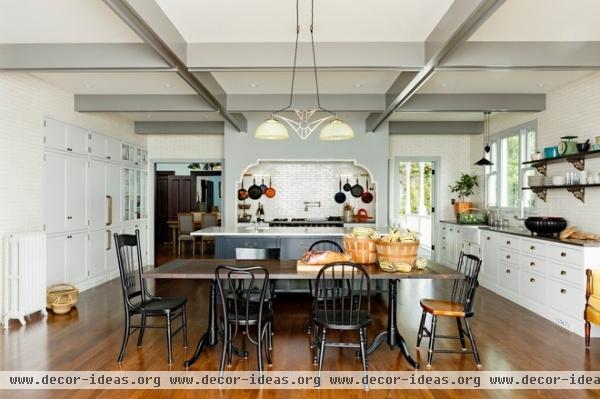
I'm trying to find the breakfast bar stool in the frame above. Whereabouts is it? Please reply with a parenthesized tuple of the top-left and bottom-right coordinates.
(585, 269, 600, 348)
(416, 252, 482, 367)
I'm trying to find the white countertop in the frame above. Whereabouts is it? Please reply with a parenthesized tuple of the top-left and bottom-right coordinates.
(191, 226, 389, 237)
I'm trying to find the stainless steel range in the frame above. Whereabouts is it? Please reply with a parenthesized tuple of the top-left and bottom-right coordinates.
(268, 217, 344, 227)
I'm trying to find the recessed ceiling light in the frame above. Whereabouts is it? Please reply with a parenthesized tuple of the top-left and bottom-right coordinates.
(354, 83, 362, 88)
(440, 82, 448, 88)
(537, 83, 546, 88)
(146, 114, 152, 119)
(165, 83, 173, 88)
(249, 83, 258, 88)
(84, 83, 94, 89)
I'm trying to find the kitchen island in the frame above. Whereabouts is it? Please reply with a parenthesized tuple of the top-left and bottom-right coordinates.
(192, 226, 388, 259)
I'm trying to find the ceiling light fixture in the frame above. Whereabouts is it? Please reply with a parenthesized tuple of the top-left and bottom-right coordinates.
(254, 0, 354, 141)
(474, 111, 493, 166)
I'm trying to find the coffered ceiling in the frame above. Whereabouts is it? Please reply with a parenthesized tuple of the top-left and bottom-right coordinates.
(2, 0, 600, 129)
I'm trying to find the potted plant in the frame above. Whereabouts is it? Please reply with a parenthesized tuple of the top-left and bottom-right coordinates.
(449, 173, 478, 222)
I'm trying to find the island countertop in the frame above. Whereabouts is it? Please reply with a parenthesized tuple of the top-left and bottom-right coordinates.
(191, 226, 389, 237)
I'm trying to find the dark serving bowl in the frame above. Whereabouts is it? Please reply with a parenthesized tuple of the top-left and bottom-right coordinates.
(524, 217, 567, 238)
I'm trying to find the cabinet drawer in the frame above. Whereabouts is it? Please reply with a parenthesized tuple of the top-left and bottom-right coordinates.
(520, 271, 546, 303)
(547, 279, 584, 317)
(499, 264, 519, 294)
(547, 244, 583, 266)
(519, 255, 545, 276)
(547, 262, 583, 286)
(498, 248, 519, 266)
(227, 238, 279, 249)
(521, 239, 546, 257)
(499, 235, 519, 250)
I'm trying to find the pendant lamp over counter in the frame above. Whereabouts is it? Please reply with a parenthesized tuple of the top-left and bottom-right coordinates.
(475, 111, 493, 166)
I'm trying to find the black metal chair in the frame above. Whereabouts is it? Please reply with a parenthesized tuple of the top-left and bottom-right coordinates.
(215, 266, 273, 376)
(311, 262, 371, 387)
(114, 230, 188, 364)
(416, 252, 482, 367)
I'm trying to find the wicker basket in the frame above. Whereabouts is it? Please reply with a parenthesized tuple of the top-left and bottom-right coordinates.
(343, 236, 378, 264)
(51, 294, 77, 315)
(375, 240, 420, 266)
(46, 284, 79, 311)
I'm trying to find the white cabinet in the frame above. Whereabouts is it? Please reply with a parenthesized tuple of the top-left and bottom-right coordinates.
(44, 118, 67, 151)
(88, 131, 106, 159)
(480, 231, 498, 286)
(106, 228, 120, 274)
(66, 156, 87, 231)
(106, 163, 122, 225)
(47, 235, 67, 286)
(88, 230, 107, 278)
(44, 152, 67, 234)
(121, 143, 135, 164)
(88, 160, 107, 230)
(66, 232, 87, 284)
(66, 125, 88, 155)
(105, 137, 121, 162)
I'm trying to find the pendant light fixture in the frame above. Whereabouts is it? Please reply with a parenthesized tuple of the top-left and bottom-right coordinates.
(254, 0, 355, 141)
(475, 111, 494, 166)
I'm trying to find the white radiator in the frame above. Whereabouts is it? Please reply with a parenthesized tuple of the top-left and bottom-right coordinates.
(2, 232, 48, 328)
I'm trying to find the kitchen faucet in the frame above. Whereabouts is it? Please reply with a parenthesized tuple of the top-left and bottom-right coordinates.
(304, 201, 321, 212)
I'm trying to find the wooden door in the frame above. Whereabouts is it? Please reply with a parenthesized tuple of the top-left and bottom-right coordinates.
(168, 175, 195, 217)
(155, 171, 173, 244)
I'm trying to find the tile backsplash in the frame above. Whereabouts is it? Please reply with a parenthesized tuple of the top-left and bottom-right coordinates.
(238, 161, 377, 221)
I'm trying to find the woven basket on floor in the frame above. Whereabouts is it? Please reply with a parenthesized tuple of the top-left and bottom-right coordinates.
(46, 284, 79, 312)
(343, 236, 378, 264)
(51, 294, 77, 315)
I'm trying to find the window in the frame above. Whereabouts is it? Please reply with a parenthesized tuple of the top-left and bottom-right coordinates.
(485, 121, 537, 210)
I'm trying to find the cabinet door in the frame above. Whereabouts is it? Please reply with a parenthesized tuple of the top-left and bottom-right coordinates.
(481, 233, 498, 284)
(447, 228, 457, 265)
(44, 152, 67, 234)
(105, 137, 121, 162)
(106, 228, 119, 274)
(88, 160, 107, 230)
(47, 235, 67, 286)
(66, 157, 87, 231)
(66, 125, 87, 155)
(106, 163, 122, 225)
(88, 230, 107, 277)
(43, 118, 67, 151)
(66, 233, 87, 283)
(88, 131, 106, 159)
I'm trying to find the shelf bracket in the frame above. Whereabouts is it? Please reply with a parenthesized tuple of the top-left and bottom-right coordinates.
(566, 186, 585, 203)
(531, 188, 547, 202)
(566, 156, 585, 171)
(532, 162, 547, 176)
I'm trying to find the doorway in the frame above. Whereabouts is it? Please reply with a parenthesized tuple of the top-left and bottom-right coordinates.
(154, 162, 222, 265)
(392, 158, 438, 259)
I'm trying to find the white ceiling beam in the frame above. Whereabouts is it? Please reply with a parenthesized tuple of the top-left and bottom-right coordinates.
(187, 42, 424, 71)
(225, 94, 385, 112)
(438, 42, 600, 70)
(135, 121, 224, 134)
(389, 121, 483, 135)
(74, 95, 214, 112)
(399, 93, 545, 112)
(0, 43, 171, 71)
(102, 0, 247, 132)
(366, 0, 506, 132)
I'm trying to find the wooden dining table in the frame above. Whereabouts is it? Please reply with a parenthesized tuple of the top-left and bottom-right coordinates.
(143, 259, 463, 369)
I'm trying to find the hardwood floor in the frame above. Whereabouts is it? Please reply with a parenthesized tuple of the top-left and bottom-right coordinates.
(2, 269, 599, 399)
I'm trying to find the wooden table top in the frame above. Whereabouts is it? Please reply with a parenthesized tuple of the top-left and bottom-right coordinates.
(143, 259, 462, 281)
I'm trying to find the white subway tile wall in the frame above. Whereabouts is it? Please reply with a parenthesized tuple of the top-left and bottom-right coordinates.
(240, 161, 376, 221)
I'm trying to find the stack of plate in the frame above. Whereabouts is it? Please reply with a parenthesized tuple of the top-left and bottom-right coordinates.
(527, 175, 545, 187)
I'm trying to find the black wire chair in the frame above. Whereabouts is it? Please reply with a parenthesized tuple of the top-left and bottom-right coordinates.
(311, 262, 371, 387)
(215, 266, 273, 376)
(416, 252, 483, 367)
(114, 230, 188, 364)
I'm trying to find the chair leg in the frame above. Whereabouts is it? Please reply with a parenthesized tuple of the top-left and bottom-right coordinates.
(166, 313, 173, 365)
(264, 323, 273, 365)
(178, 239, 181, 257)
(427, 316, 438, 367)
(227, 325, 233, 366)
(117, 314, 131, 363)
(359, 328, 369, 390)
(137, 314, 146, 348)
(201, 240, 205, 257)
(317, 327, 327, 381)
(416, 310, 427, 348)
(257, 325, 264, 373)
(219, 322, 229, 376)
(182, 305, 189, 348)
(192, 240, 196, 257)
(585, 320, 591, 349)
(456, 317, 466, 350)
(464, 318, 481, 367)
(267, 321, 273, 351)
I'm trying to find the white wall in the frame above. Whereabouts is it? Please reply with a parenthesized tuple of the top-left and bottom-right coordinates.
(147, 135, 223, 160)
(389, 134, 479, 221)
(0, 72, 143, 311)
(482, 72, 600, 232)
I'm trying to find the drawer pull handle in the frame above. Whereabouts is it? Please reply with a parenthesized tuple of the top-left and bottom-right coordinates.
(530, 262, 535, 267)
(530, 245, 535, 250)
(506, 255, 511, 259)
(561, 252, 567, 257)
(487, 237, 491, 241)
(505, 269, 511, 274)
(530, 278, 535, 283)
(506, 241, 511, 245)
(560, 270, 567, 276)
(560, 288, 567, 294)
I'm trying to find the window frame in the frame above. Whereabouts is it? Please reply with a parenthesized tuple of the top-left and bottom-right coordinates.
(485, 120, 538, 212)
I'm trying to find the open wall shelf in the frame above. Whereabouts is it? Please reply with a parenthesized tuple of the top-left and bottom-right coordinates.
(522, 184, 600, 203)
(522, 149, 600, 175)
